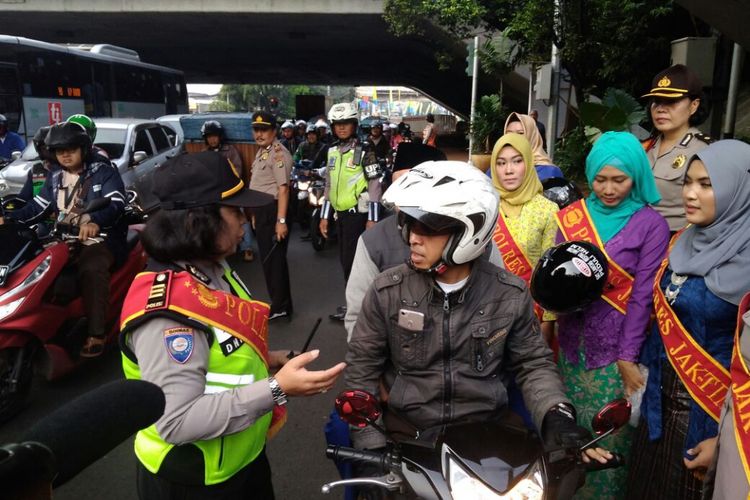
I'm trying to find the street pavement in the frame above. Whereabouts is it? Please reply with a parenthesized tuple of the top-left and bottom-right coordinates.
(0, 228, 353, 499)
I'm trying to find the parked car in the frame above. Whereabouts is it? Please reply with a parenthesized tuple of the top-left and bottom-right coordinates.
(91, 118, 181, 211)
(156, 114, 189, 146)
(0, 143, 44, 196)
(0, 118, 181, 212)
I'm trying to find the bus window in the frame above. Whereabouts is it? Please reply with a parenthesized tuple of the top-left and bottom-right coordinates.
(16, 48, 80, 98)
(79, 59, 112, 117)
(114, 64, 163, 103)
(0, 65, 22, 131)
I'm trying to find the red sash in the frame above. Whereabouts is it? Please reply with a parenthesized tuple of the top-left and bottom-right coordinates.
(653, 258, 730, 421)
(730, 293, 750, 483)
(492, 213, 544, 320)
(556, 200, 635, 314)
(120, 270, 286, 437)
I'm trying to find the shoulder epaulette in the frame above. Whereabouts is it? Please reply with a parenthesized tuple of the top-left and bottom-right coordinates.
(694, 133, 714, 145)
(374, 269, 404, 291)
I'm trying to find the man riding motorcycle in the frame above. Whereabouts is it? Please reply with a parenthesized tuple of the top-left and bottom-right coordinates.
(345, 161, 592, 456)
(0, 122, 127, 357)
(293, 124, 328, 169)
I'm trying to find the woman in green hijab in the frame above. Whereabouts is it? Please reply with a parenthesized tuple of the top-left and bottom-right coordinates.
(556, 131, 670, 499)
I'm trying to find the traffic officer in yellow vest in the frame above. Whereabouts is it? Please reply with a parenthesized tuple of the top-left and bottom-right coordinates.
(319, 102, 383, 320)
(119, 151, 345, 499)
(248, 111, 294, 320)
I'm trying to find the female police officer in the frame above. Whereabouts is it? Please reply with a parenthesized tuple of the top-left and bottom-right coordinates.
(119, 151, 345, 499)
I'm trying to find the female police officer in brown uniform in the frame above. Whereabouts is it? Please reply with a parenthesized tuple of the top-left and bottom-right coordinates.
(119, 151, 345, 499)
(641, 64, 712, 233)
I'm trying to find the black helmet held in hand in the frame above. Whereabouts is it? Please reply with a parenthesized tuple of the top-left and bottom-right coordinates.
(542, 177, 584, 209)
(531, 241, 608, 314)
(45, 122, 91, 153)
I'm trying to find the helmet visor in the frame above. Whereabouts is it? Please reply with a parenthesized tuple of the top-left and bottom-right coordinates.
(398, 209, 461, 236)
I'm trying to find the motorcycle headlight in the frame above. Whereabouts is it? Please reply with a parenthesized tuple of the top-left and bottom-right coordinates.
(0, 297, 24, 321)
(309, 192, 318, 206)
(0, 255, 51, 303)
(318, 195, 326, 207)
(445, 454, 544, 500)
(298, 181, 310, 191)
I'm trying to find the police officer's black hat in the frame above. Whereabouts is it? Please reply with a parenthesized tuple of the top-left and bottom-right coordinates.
(641, 64, 703, 99)
(153, 151, 272, 210)
(392, 143, 446, 173)
(251, 111, 276, 129)
(530, 241, 608, 314)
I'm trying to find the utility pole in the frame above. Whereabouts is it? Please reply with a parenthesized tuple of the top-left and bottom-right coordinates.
(468, 36, 479, 162)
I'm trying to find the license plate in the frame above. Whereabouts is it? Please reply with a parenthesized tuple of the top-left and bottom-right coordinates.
(0, 265, 8, 287)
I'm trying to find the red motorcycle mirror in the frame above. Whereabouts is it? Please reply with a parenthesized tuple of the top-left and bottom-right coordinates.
(580, 398, 632, 452)
(334, 390, 382, 428)
(591, 398, 631, 435)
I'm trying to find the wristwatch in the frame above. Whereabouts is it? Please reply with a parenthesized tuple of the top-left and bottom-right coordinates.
(268, 376, 288, 406)
(277, 217, 286, 224)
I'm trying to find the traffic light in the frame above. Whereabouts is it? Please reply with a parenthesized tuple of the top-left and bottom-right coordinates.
(466, 43, 475, 77)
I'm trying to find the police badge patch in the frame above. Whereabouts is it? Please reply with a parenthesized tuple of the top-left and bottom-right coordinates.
(164, 327, 194, 363)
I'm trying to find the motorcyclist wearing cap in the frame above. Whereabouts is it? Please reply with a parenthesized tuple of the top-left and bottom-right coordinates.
(119, 151, 346, 498)
(279, 120, 300, 155)
(0, 113, 26, 160)
(0, 121, 128, 357)
(346, 161, 611, 466)
(319, 102, 383, 320)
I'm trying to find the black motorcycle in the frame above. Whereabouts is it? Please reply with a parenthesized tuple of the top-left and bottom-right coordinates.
(322, 390, 630, 499)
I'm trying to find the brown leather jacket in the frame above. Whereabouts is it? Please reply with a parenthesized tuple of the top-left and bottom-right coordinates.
(346, 259, 569, 448)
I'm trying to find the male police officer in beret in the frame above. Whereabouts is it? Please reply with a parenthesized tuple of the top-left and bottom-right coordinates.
(249, 111, 293, 320)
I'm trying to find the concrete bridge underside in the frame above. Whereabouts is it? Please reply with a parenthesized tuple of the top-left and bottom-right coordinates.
(0, 1, 527, 116)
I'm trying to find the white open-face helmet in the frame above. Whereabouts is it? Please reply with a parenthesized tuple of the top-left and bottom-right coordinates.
(383, 161, 499, 269)
(315, 118, 329, 130)
(327, 102, 358, 124)
(281, 120, 295, 130)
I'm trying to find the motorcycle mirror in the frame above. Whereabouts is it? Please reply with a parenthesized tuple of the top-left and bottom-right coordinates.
(11, 151, 22, 161)
(591, 398, 631, 435)
(82, 197, 111, 214)
(334, 390, 382, 428)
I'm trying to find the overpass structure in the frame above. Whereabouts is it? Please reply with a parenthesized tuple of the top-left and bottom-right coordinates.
(0, 0, 525, 117)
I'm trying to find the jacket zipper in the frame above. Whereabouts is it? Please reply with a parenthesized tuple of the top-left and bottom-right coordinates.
(442, 292, 452, 423)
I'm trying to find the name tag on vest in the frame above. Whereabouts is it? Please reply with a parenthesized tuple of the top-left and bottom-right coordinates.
(215, 327, 245, 356)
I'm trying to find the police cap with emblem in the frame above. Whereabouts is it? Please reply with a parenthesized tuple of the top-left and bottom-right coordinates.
(642, 64, 703, 99)
(153, 151, 272, 210)
(251, 110, 276, 129)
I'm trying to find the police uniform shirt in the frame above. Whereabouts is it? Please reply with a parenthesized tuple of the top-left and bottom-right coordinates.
(646, 127, 710, 232)
(125, 259, 275, 442)
(249, 140, 292, 199)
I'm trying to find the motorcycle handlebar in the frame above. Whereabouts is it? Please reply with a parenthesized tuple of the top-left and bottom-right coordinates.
(583, 451, 625, 472)
(325, 445, 397, 472)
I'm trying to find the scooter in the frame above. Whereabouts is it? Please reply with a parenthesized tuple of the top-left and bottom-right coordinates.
(0, 194, 147, 422)
(322, 390, 630, 499)
(308, 167, 332, 252)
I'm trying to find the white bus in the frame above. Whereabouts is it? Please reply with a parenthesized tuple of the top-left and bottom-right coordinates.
(0, 35, 188, 140)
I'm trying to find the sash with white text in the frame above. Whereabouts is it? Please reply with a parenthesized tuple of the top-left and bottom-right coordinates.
(556, 200, 635, 314)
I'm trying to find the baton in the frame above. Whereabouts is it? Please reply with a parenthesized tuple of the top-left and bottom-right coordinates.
(262, 235, 280, 265)
(287, 317, 323, 359)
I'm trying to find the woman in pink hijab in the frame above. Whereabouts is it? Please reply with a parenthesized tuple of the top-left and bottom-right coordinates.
(504, 112, 564, 181)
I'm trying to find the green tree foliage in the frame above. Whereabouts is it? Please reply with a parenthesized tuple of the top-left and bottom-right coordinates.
(384, 0, 688, 101)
